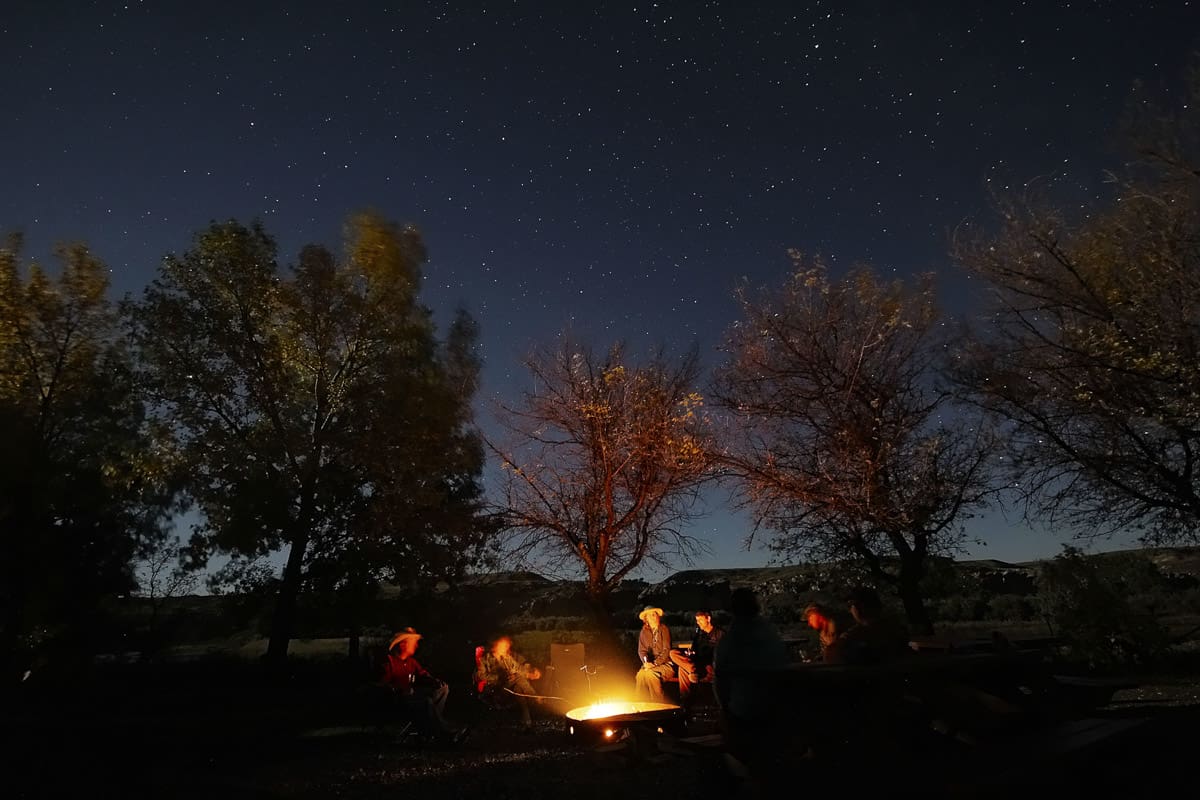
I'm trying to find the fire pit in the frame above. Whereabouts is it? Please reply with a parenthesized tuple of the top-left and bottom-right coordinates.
(564, 701, 685, 743)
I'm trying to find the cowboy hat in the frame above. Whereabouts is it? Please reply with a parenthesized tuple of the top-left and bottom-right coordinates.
(389, 627, 422, 651)
(638, 605, 664, 622)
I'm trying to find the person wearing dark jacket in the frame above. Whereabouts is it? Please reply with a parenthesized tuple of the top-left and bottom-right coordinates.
(713, 589, 788, 783)
(381, 627, 467, 743)
(634, 606, 674, 702)
(836, 586, 910, 664)
(670, 610, 725, 705)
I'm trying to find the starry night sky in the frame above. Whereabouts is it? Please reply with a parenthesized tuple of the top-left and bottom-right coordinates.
(4, 1, 1199, 571)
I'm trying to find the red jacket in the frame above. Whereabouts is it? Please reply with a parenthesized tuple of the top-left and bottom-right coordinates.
(382, 653, 438, 694)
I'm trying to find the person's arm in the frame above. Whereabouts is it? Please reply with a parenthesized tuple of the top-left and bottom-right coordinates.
(655, 626, 673, 666)
(519, 655, 542, 680)
(413, 658, 441, 686)
(637, 627, 650, 664)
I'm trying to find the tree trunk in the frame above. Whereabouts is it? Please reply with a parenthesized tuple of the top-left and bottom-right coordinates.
(897, 558, 934, 636)
(265, 531, 310, 667)
(584, 579, 625, 668)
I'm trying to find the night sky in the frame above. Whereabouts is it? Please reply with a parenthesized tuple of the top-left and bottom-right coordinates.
(4, 1, 1199, 572)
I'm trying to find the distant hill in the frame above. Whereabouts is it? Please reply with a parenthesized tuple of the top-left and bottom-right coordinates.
(120, 544, 1200, 656)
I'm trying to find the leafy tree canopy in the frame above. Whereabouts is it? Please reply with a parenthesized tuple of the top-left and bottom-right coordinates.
(128, 212, 489, 661)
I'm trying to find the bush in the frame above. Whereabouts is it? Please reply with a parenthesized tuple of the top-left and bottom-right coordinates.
(988, 594, 1036, 622)
(933, 594, 989, 623)
(1037, 546, 1169, 670)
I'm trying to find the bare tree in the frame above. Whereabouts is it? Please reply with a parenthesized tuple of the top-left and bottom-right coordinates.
(713, 255, 1002, 634)
(135, 538, 200, 647)
(952, 69, 1200, 545)
(490, 340, 714, 637)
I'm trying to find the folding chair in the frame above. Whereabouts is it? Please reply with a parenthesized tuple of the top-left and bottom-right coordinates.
(548, 642, 592, 702)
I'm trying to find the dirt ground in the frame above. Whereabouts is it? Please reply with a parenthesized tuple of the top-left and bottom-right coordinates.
(6, 659, 1199, 800)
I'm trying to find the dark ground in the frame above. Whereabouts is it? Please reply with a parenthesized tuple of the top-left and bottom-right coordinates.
(4, 657, 1199, 800)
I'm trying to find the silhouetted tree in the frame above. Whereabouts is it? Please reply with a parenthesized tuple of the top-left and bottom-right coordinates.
(490, 340, 713, 643)
(128, 213, 489, 665)
(133, 538, 199, 652)
(953, 69, 1200, 546)
(713, 256, 1002, 634)
(0, 236, 174, 669)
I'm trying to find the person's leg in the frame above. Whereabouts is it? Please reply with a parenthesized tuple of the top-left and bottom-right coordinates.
(429, 681, 449, 716)
(510, 677, 536, 725)
(677, 664, 695, 702)
(635, 668, 650, 700)
(669, 650, 694, 675)
(647, 664, 673, 703)
(401, 694, 441, 735)
(415, 686, 456, 735)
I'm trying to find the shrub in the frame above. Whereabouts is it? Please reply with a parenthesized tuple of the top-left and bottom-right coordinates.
(988, 594, 1036, 622)
(933, 594, 989, 623)
(1037, 546, 1169, 670)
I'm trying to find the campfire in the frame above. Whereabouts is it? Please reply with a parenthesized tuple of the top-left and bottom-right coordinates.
(564, 700, 685, 742)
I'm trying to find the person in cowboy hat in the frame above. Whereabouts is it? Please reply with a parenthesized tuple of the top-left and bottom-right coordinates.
(634, 605, 675, 702)
(380, 627, 467, 743)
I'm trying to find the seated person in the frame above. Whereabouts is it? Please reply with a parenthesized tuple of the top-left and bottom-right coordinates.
(380, 627, 467, 743)
(670, 609, 724, 706)
(803, 603, 847, 663)
(837, 586, 910, 664)
(634, 606, 674, 702)
(477, 635, 543, 728)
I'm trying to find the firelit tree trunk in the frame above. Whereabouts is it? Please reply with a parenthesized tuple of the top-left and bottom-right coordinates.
(585, 580, 625, 667)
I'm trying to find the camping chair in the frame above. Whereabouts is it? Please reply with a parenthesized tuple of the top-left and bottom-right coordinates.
(353, 682, 422, 741)
(547, 642, 594, 702)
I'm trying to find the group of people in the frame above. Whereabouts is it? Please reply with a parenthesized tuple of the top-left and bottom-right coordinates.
(802, 586, 910, 665)
(377, 627, 545, 742)
(379, 584, 906, 745)
(633, 585, 902, 734)
(634, 605, 725, 706)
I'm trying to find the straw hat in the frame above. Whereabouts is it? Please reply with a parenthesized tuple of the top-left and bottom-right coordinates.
(638, 605, 664, 622)
(389, 627, 422, 651)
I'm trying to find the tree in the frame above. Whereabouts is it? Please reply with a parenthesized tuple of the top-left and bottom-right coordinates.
(0, 235, 174, 669)
(128, 213, 488, 664)
(490, 340, 713, 643)
(133, 537, 200, 652)
(952, 70, 1200, 545)
(713, 255, 1002, 634)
